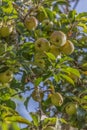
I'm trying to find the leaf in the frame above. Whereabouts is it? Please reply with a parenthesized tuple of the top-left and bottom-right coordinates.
(42, 117, 57, 127)
(59, 118, 67, 124)
(34, 77, 43, 86)
(30, 112, 39, 127)
(66, 67, 80, 77)
(46, 52, 56, 61)
(60, 74, 75, 86)
(5, 115, 32, 125)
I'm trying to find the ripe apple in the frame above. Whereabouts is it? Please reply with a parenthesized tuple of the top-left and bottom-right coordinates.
(50, 31, 66, 47)
(49, 45, 60, 57)
(24, 16, 38, 30)
(34, 58, 45, 68)
(0, 25, 12, 37)
(35, 38, 50, 52)
(51, 92, 63, 106)
(60, 40, 74, 55)
(34, 52, 46, 60)
(65, 103, 77, 115)
(43, 126, 55, 130)
(0, 70, 13, 84)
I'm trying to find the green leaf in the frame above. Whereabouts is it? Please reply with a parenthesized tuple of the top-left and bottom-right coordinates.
(5, 115, 32, 125)
(46, 52, 56, 61)
(30, 112, 39, 127)
(60, 74, 75, 86)
(66, 67, 80, 77)
(34, 77, 43, 86)
(42, 117, 57, 127)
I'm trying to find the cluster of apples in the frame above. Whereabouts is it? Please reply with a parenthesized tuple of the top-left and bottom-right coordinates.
(0, 21, 13, 38)
(34, 31, 74, 68)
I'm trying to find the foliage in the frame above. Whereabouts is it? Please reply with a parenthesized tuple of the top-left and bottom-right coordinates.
(0, 0, 87, 129)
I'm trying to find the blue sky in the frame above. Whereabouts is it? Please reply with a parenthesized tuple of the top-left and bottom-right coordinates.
(76, 0, 87, 13)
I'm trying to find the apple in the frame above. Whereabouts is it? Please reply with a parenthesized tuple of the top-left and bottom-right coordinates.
(34, 52, 46, 60)
(35, 38, 50, 52)
(24, 16, 38, 30)
(60, 40, 74, 55)
(36, 11, 47, 22)
(34, 58, 45, 68)
(43, 126, 55, 130)
(49, 45, 60, 57)
(32, 89, 44, 102)
(50, 31, 66, 47)
(0, 25, 12, 37)
(0, 70, 13, 84)
(51, 92, 63, 106)
(65, 103, 77, 115)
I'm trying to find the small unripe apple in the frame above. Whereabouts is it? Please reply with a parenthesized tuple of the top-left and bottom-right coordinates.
(35, 38, 50, 52)
(0, 70, 13, 84)
(34, 59, 45, 68)
(49, 45, 60, 57)
(36, 11, 47, 22)
(50, 31, 66, 47)
(24, 16, 38, 30)
(65, 103, 77, 115)
(60, 40, 74, 55)
(51, 92, 63, 106)
(32, 89, 44, 102)
(43, 126, 55, 130)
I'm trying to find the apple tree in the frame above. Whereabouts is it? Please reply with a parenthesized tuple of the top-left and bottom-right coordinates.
(0, 0, 87, 130)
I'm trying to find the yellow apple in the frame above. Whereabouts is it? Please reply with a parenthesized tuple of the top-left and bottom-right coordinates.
(35, 38, 50, 52)
(34, 58, 45, 68)
(60, 40, 74, 55)
(0, 25, 12, 37)
(0, 70, 13, 84)
(51, 92, 63, 106)
(34, 52, 46, 60)
(24, 16, 38, 30)
(50, 31, 66, 47)
(49, 45, 61, 57)
(65, 103, 77, 115)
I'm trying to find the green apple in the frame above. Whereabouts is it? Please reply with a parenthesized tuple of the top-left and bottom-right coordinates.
(49, 45, 60, 57)
(50, 31, 66, 47)
(36, 11, 47, 22)
(60, 40, 74, 55)
(24, 16, 38, 30)
(35, 38, 50, 52)
(65, 103, 77, 115)
(0, 70, 13, 84)
(34, 58, 45, 68)
(51, 92, 63, 106)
